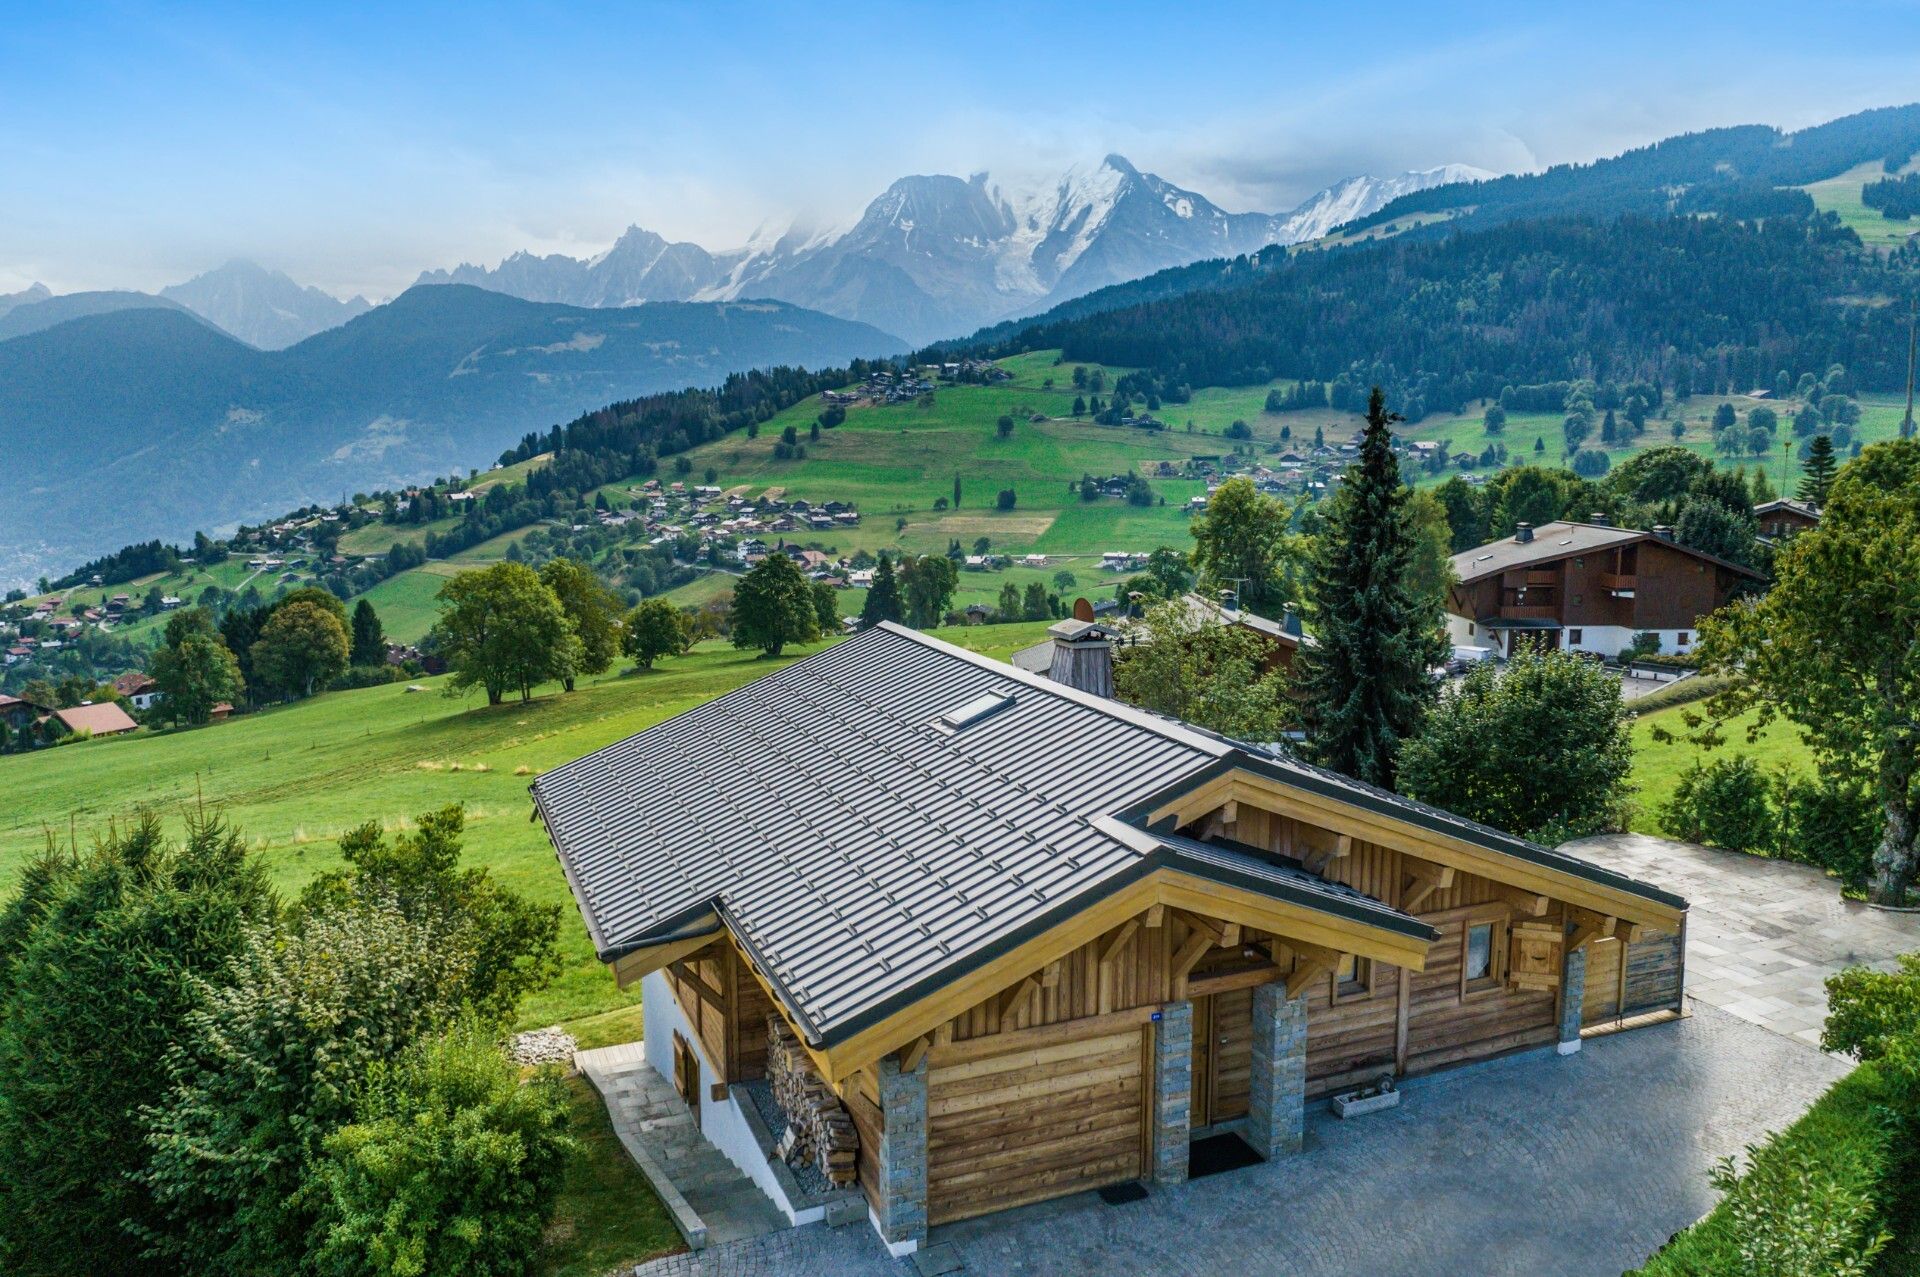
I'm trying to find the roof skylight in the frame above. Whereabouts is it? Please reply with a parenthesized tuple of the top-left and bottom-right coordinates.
(936, 690, 1016, 731)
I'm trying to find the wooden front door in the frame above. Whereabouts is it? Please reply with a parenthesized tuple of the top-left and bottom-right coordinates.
(672, 1030, 701, 1126)
(1190, 989, 1254, 1129)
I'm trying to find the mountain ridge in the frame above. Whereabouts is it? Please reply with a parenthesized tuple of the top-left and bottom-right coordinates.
(414, 157, 1488, 343)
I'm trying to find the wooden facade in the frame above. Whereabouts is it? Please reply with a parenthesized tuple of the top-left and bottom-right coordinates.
(649, 769, 1687, 1237)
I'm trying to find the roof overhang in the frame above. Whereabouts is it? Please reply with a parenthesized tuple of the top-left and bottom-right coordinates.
(1128, 753, 1687, 929)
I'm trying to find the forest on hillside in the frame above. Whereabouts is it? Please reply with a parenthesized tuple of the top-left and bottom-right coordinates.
(976, 212, 1920, 421)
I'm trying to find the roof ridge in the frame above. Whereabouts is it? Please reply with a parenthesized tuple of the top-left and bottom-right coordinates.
(871, 621, 1233, 758)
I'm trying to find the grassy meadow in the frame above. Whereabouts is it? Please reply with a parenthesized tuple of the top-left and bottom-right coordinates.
(0, 621, 1057, 1033)
(1799, 158, 1920, 249)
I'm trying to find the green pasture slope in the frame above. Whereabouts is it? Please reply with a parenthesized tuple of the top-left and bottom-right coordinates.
(1799, 158, 1920, 249)
(0, 621, 1057, 1034)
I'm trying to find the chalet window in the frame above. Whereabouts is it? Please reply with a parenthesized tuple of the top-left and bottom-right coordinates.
(1467, 623, 1475, 636)
(1334, 953, 1373, 1002)
(1574, 557, 1584, 568)
(1462, 919, 1506, 996)
(1677, 632, 1690, 647)
(1569, 629, 1583, 644)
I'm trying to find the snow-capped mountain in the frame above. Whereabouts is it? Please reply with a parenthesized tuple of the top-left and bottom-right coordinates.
(160, 260, 371, 349)
(416, 156, 1490, 344)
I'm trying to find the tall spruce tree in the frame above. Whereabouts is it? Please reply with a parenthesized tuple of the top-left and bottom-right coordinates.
(1798, 433, 1839, 507)
(349, 598, 386, 667)
(860, 552, 903, 629)
(1297, 387, 1449, 789)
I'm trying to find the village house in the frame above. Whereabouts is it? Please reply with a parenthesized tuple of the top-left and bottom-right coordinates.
(1445, 518, 1764, 659)
(532, 623, 1685, 1255)
(1753, 497, 1821, 540)
(49, 701, 138, 739)
(112, 671, 163, 712)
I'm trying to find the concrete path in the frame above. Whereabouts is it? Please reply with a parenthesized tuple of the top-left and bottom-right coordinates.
(576, 1043, 788, 1250)
(622, 1005, 1847, 1277)
(1565, 832, 1920, 1048)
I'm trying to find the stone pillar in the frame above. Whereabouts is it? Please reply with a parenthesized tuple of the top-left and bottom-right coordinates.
(874, 1053, 927, 1249)
(1246, 982, 1310, 1158)
(1557, 932, 1587, 1055)
(1152, 1000, 1193, 1186)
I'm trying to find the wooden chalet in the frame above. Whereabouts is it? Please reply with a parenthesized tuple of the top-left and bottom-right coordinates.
(1446, 517, 1763, 661)
(1753, 497, 1821, 540)
(532, 623, 1686, 1254)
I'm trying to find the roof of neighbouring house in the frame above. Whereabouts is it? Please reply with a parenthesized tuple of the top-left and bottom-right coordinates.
(530, 622, 1682, 1049)
(1753, 498, 1820, 520)
(1450, 520, 1765, 586)
(53, 702, 138, 736)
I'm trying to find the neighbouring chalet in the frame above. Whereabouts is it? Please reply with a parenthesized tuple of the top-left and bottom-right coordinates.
(1011, 595, 1307, 685)
(1753, 497, 1821, 540)
(1446, 518, 1764, 660)
(531, 623, 1686, 1254)
(50, 701, 138, 738)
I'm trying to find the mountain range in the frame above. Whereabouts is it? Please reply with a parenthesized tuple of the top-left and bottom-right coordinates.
(417, 157, 1488, 344)
(159, 259, 373, 349)
(0, 285, 901, 588)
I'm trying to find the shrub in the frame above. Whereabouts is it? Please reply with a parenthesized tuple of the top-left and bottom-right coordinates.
(1823, 953, 1920, 1064)
(1774, 771, 1881, 894)
(1660, 756, 1774, 852)
(308, 1022, 573, 1277)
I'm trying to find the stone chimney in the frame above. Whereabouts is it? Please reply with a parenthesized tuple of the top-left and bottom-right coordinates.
(1589, 511, 1610, 527)
(1515, 522, 1534, 544)
(1282, 603, 1304, 639)
(1652, 525, 1674, 542)
(1046, 619, 1115, 698)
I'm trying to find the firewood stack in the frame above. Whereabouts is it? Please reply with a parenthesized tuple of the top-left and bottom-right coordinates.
(766, 1013, 858, 1186)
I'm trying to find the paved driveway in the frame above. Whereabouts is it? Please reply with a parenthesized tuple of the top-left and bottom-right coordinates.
(628, 834, 1916, 1277)
(1566, 832, 1920, 1048)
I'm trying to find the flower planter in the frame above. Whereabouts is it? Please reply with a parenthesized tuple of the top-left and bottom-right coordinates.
(1330, 1077, 1401, 1119)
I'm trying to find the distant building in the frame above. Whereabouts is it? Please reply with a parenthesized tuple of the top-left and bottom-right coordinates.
(1753, 498, 1820, 540)
(51, 702, 138, 739)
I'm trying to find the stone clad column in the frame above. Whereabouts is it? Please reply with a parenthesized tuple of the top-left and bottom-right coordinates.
(1152, 1000, 1193, 1185)
(1558, 930, 1588, 1055)
(1246, 982, 1309, 1158)
(875, 1053, 928, 1249)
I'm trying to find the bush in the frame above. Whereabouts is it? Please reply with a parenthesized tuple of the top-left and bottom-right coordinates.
(1775, 771, 1881, 894)
(309, 1022, 573, 1277)
(332, 663, 404, 691)
(1660, 756, 1775, 852)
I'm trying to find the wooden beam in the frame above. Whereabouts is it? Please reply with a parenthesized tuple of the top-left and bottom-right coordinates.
(1566, 906, 1617, 952)
(999, 976, 1040, 1023)
(1098, 918, 1140, 967)
(1040, 959, 1063, 989)
(1279, 938, 1342, 971)
(1402, 859, 1455, 913)
(1220, 799, 1239, 825)
(1179, 911, 1226, 947)
(1495, 885, 1551, 917)
(1171, 929, 1216, 983)
(667, 959, 727, 1012)
(1613, 920, 1646, 946)
(1144, 903, 1166, 928)
(609, 928, 722, 990)
(898, 1036, 929, 1073)
(1285, 959, 1332, 999)
(1218, 921, 1242, 948)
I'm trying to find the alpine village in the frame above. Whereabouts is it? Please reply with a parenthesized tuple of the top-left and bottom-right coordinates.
(6, 27, 1920, 1277)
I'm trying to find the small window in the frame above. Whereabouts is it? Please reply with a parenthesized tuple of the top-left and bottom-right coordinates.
(1334, 953, 1372, 1001)
(1569, 629, 1583, 644)
(1676, 632, 1690, 647)
(1467, 623, 1475, 636)
(1573, 557, 1584, 568)
(1465, 924, 1493, 980)
(1572, 594, 1583, 606)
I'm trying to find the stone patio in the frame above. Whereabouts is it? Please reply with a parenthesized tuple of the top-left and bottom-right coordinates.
(624, 1006, 1847, 1277)
(1565, 832, 1920, 1048)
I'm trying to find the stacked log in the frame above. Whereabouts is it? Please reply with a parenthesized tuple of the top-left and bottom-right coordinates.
(766, 1013, 858, 1186)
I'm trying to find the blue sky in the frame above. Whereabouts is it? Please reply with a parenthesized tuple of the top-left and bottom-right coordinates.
(4, 0, 1919, 297)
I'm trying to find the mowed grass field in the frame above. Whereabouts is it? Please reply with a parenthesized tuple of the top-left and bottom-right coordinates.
(1626, 701, 1814, 836)
(0, 620, 1057, 1033)
(1799, 159, 1920, 250)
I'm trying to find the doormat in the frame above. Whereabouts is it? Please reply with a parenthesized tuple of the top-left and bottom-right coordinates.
(1097, 1181, 1149, 1205)
(1188, 1132, 1263, 1179)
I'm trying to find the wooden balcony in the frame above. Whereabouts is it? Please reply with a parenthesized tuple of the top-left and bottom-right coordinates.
(1498, 604, 1561, 621)
(1599, 572, 1637, 595)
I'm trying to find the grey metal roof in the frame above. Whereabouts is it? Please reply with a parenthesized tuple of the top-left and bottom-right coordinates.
(533, 622, 1234, 1046)
(533, 620, 1685, 1049)
(1450, 521, 1642, 584)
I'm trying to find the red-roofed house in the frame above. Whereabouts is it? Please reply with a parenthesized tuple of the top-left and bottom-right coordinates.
(51, 702, 138, 739)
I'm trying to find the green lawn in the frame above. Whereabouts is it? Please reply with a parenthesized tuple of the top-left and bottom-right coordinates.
(0, 620, 1058, 1034)
(353, 560, 468, 644)
(1626, 702, 1813, 835)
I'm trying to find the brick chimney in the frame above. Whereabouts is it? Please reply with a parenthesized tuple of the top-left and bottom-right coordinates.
(1046, 620, 1115, 698)
(1515, 522, 1534, 544)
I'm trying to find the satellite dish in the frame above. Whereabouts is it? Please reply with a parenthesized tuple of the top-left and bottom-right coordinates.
(1072, 597, 1095, 622)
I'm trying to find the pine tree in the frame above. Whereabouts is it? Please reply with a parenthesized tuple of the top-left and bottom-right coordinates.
(859, 552, 903, 629)
(349, 599, 386, 667)
(1798, 434, 1839, 507)
(1296, 387, 1449, 789)
(953, 473, 963, 509)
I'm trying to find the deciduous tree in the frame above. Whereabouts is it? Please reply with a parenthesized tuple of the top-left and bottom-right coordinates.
(431, 562, 581, 705)
(252, 598, 350, 699)
(1187, 476, 1294, 614)
(621, 599, 689, 669)
(729, 553, 820, 657)
(539, 558, 624, 691)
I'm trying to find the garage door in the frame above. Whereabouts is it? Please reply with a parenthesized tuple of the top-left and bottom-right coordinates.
(926, 1027, 1149, 1225)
